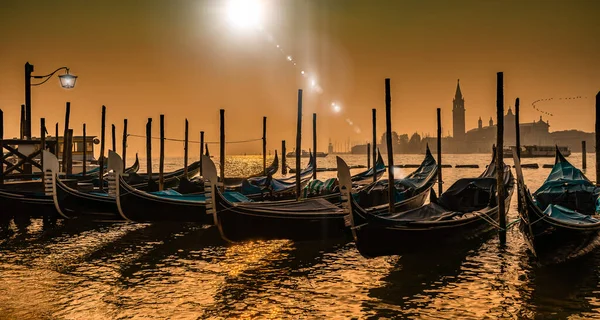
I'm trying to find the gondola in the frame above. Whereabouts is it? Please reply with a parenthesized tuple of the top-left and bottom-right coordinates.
(302, 150, 385, 198)
(303, 147, 437, 212)
(50, 151, 202, 220)
(340, 147, 514, 258)
(0, 189, 61, 219)
(50, 151, 125, 220)
(204, 155, 348, 243)
(0, 151, 70, 220)
(342, 146, 437, 212)
(351, 150, 386, 185)
(116, 174, 212, 223)
(0, 154, 139, 191)
(95, 157, 201, 191)
(54, 177, 120, 220)
(115, 152, 251, 223)
(514, 147, 600, 265)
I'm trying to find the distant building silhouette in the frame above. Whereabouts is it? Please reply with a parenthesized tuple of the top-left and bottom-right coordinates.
(352, 80, 593, 154)
(452, 79, 466, 141)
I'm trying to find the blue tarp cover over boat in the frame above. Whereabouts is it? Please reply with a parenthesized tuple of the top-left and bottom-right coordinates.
(351, 151, 386, 184)
(354, 146, 438, 208)
(533, 148, 600, 214)
(339, 148, 514, 258)
(515, 146, 600, 264)
(240, 153, 315, 195)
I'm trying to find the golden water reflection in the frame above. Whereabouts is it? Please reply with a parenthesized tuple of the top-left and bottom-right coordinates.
(0, 153, 599, 319)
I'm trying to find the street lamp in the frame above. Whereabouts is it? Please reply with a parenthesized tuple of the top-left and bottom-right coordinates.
(24, 62, 77, 139)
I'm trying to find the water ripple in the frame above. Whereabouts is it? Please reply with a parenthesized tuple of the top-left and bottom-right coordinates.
(0, 153, 599, 319)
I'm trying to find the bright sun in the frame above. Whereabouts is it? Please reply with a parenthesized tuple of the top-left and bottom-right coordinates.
(226, 0, 264, 29)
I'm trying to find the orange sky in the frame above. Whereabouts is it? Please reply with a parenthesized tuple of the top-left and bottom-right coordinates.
(0, 0, 598, 156)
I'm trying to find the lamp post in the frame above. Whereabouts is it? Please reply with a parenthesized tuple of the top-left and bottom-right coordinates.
(24, 62, 77, 139)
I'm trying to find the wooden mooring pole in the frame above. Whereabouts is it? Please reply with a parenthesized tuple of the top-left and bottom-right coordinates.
(19, 104, 25, 140)
(146, 118, 153, 189)
(82, 124, 86, 176)
(220, 109, 225, 192)
(159, 114, 165, 191)
(367, 143, 371, 169)
(372, 108, 377, 184)
(111, 124, 116, 152)
(54, 123, 58, 155)
(122, 119, 128, 169)
(184, 119, 189, 177)
(200, 131, 204, 176)
(99, 105, 106, 191)
(19, 105, 24, 139)
(62, 102, 71, 172)
(66, 129, 74, 175)
(0, 109, 4, 185)
(515, 98, 522, 212)
(596, 91, 600, 185)
(312, 113, 317, 180)
(263, 116, 267, 175)
(40, 118, 46, 172)
(515, 98, 521, 159)
(437, 108, 443, 196)
(496, 72, 507, 245)
(385, 79, 395, 215)
(295, 89, 303, 200)
(282, 140, 287, 175)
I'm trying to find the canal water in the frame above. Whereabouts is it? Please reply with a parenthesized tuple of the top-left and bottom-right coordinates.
(0, 153, 598, 319)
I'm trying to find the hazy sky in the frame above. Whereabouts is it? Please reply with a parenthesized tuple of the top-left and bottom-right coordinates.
(0, 0, 598, 156)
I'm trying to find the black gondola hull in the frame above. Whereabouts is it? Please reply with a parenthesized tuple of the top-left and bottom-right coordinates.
(346, 148, 513, 258)
(520, 194, 600, 265)
(0, 190, 59, 219)
(55, 178, 120, 220)
(216, 208, 349, 242)
(212, 186, 349, 242)
(117, 175, 210, 223)
(354, 209, 499, 257)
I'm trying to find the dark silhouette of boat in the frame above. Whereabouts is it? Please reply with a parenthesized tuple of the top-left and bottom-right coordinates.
(341, 147, 514, 258)
(513, 147, 600, 265)
(204, 155, 347, 242)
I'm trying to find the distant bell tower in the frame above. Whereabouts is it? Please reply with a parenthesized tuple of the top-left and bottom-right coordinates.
(452, 79, 466, 140)
(478, 117, 483, 129)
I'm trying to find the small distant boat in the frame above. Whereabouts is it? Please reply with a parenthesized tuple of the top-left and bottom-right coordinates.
(286, 149, 327, 158)
(503, 145, 571, 158)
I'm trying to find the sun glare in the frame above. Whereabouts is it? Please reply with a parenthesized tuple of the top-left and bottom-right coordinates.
(226, 0, 264, 30)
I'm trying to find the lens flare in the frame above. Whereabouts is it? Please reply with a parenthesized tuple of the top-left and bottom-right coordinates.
(226, 0, 264, 29)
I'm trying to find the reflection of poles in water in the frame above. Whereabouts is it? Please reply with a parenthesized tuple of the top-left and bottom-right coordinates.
(367, 238, 487, 318)
(582, 141, 587, 170)
(0, 213, 12, 237)
(496, 72, 506, 245)
(208, 238, 345, 316)
(42, 215, 57, 230)
(13, 215, 32, 235)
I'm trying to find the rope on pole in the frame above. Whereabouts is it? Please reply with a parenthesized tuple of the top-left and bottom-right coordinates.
(127, 134, 262, 144)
